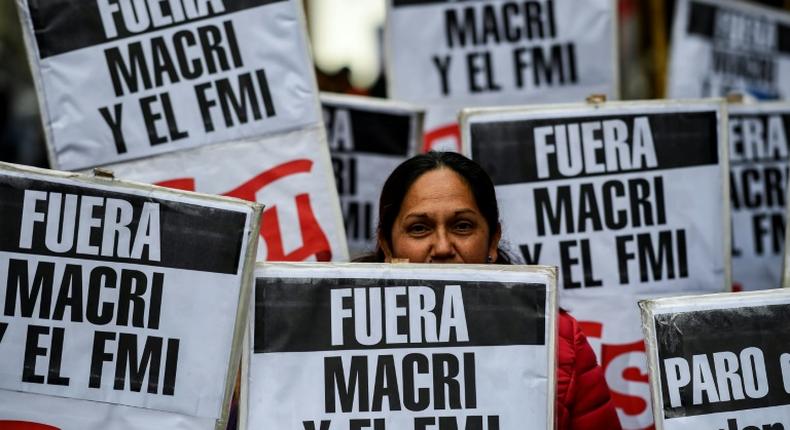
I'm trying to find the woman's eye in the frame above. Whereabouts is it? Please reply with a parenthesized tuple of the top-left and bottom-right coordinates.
(454, 221, 474, 232)
(407, 224, 429, 234)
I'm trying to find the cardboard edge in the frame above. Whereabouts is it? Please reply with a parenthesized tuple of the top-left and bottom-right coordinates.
(727, 101, 790, 114)
(237, 300, 253, 430)
(785, 171, 790, 287)
(664, 0, 689, 99)
(638, 299, 665, 430)
(545, 265, 558, 430)
(609, 0, 621, 101)
(320, 92, 425, 115)
(458, 108, 474, 158)
(460, 97, 727, 120)
(14, 0, 59, 170)
(717, 101, 733, 291)
(411, 109, 426, 157)
(294, 0, 324, 131)
(383, 0, 397, 103)
(216, 205, 262, 430)
(255, 261, 558, 277)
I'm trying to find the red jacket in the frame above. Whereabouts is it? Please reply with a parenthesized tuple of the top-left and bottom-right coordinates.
(556, 311, 622, 430)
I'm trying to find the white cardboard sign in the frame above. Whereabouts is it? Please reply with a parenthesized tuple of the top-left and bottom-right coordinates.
(461, 100, 730, 430)
(668, 0, 790, 100)
(462, 100, 731, 296)
(729, 103, 790, 291)
(640, 289, 790, 430)
(386, 0, 618, 152)
(0, 162, 260, 428)
(248, 263, 557, 430)
(322, 93, 423, 258)
(104, 126, 350, 262)
(18, 0, 320, 170)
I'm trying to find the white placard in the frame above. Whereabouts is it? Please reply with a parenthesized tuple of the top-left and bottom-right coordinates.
(640, 289, 790, 430)
(668, 0, 790, 100)
(0, 162, 260, 426)
(729, 103, 790, 291)
(104, 125, 349, 262)
(18, 0, 320, 170)
(322, 93, 423, 258)
(248, 263, 557, 430)
(386, 0, 618, 152)
(462, 100, 735, 430)
(462, 100, 730, 296)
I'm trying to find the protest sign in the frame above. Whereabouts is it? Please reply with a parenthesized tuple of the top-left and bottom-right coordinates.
(462, 100, 731, 295)
(640, 289, 790, 430)
(247, 263, 557, 430)
(668, 0, 790, 100)
(17, 0, 320, 170)
(322, 93, 423, 258)
(0, 161, 261, 429)
(463, 100, 731, 429)
(729, 103, 790, 291)
(386, 0, 618, 152)
(103, 125, 349, 262)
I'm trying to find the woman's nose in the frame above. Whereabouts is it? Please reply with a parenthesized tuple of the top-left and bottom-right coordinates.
(431, 229, 455, 261)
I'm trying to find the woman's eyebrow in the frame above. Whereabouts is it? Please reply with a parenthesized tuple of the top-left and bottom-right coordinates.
(403, 209, 477, 220)
(454, 208, 477, 216)
(403, 212, 429, 220)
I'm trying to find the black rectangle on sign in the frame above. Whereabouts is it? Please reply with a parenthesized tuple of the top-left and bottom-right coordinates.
(687, 1, 790, 55)
(780, 24, 790, 54)
(471, 111, 720, 185)
(27, 0, 286, 59)
(254, 277, 547, 353)
(655, 304, 790, 418)
(729, 113, 790, 164)
(323, 104, 412, 156)
(686, 1, 716, 38)
(0, 175, 247, 274)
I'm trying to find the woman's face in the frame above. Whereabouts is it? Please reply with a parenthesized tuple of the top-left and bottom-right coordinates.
(383, 168, 500, 264)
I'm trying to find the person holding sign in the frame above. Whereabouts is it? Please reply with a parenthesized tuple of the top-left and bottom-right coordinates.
(357, 152, 622, 429)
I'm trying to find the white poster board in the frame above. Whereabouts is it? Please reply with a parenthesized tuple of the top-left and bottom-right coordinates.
(386, 0, 618, 152)
(17, 0, 320, 170)
(102, 125, 349, 262)
(462, 100, 731, 295)
(322, 93, 423, 258)
(640, 289, 790, 430)
(729, 103, 790, 291)
(0, 162, 260, 429)
(668, 0, 790, 100)
(462, 100, 731, 429)
(247, 263, 557, 430)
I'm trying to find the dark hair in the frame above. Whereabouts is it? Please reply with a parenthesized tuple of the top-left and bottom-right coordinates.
(356, 151, 512, 263)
